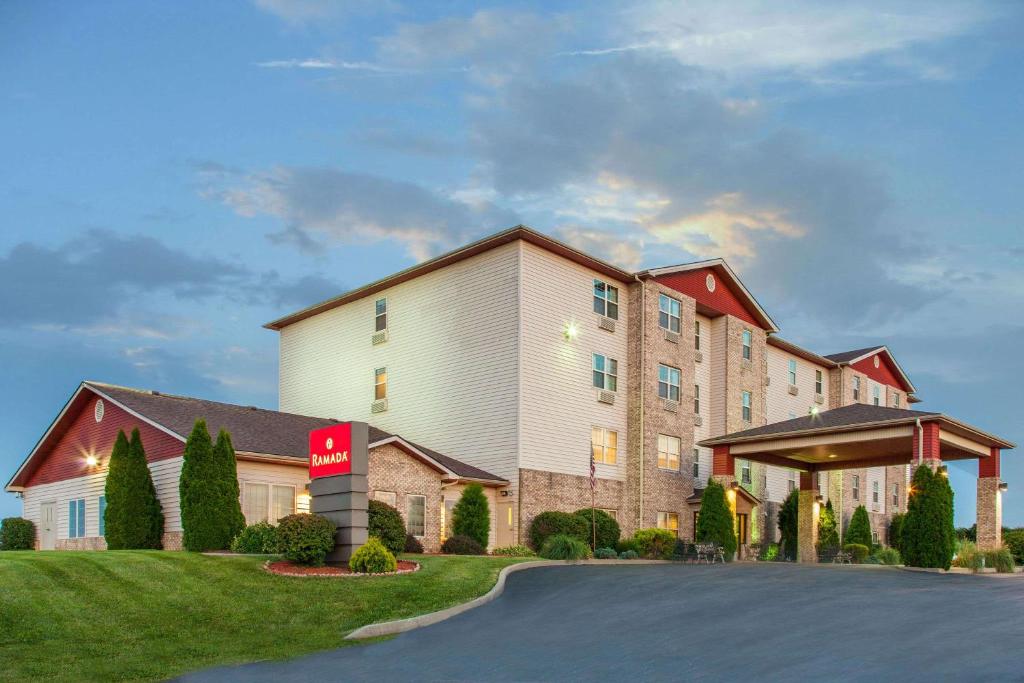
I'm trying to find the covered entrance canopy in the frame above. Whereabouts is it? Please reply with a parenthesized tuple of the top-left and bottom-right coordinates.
(699, 405, 1015, 561)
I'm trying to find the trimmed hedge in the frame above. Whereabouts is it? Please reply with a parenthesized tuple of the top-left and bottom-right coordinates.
(441, 534, 484, 555)
(231, 522, 281, 554)
(452, 483, 490, 548)
(844, 543, 870, 563)
(277, 513, 335, 566)
(528, 511, 588, 551)
(633, 528, 676, 560)
(491, 545, 536, 557)
(349, 537, 397, 574)
(594, 547, 618, 559)
(368, 500, 406, 555)
(404, 533, 424, 554)
(619, 550, 639, 560)
(540, 534, 592, 560)
(572, 508, 621, 550)
(0, 517, 35, 550)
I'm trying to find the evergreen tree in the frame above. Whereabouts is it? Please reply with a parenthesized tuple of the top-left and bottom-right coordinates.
(696, 480, 737, 560)
(818, 499, 840, 552)
(844, 505, 873, 548)
(777, 489, 799, 561)
(213, 429, 246, 548)
(180, 419, 219, 551)
(903, 466, 956, 569)
(452, 483, 490, 548)
(888, 512, 905, 553)
(104, 429, 164, 549)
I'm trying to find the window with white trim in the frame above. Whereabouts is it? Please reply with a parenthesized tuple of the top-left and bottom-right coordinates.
(657, 511, 679, 536)
(68, 498, 86, 538)
(893, 393, 901, 408)
(742, 329, 752, 360)
(600, 508, 618, 521)
(852, 475, 860, 500)
(592, 353, 618, 392)
(658, 364, 681, 402)
(374, 367, 387, 400)
(692, 448, 700, 478)
(872, 530, 879, 545)
(788, 470, 797, 492)
(693, 384, 700, 414)
(593, 279, 619, 320)
(657, 434, 680, 471)
(740, 460, 751, 485)
(872, 385, 881, 406)
(658, 294, 680, 333)
(815, 369, 823, 396)
(407, 495, 426, 537)
(694, 320, 701, 350)
(853, 376, 861, 401)
(892, 483, 899, 507)
(591, 427, 617, 465)
(243, 483, 296, 524)
(741, 391, 752, 422)
(788, 359, 797, 385)
(872, 480, 879, 504)
(374, 491, 397, 507)
(375, 297, 387, 332)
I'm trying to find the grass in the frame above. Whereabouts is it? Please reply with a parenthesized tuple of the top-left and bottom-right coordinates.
(0, 551, 529, 682)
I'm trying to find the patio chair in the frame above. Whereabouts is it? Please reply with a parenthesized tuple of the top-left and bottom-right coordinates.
(695, 542, 715, 564)
(832, 551, 853, 565)
(712, 544, 726, 564)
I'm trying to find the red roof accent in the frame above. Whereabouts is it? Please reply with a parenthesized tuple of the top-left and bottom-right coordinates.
(850, 352, 914, 393)
(654, 267, 763, 328)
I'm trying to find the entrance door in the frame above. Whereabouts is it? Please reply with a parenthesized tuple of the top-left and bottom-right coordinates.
(495, 501, 515, 547)
(736, 513, 749, 546)
(39, 502, 56, 550)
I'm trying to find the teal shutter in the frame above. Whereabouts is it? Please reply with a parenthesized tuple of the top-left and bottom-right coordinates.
(99, 496, 107, 536)
(77, 499, 85, 538)
(69, 500, 76, 538)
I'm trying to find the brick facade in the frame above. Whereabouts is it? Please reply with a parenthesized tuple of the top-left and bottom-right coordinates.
(367, 443, 445, 552)
(519, 468, 627, 541)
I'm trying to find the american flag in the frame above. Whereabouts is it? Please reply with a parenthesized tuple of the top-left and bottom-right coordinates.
(590, 446, 596, 493)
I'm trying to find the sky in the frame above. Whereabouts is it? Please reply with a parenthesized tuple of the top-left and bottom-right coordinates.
(1, 0, 1022, 526)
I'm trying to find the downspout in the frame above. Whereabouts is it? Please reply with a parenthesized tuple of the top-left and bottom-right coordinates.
(915, 418, 923, 466)
(635, 274, 646, 530)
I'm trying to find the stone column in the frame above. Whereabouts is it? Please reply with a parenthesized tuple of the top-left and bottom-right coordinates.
(977, 449, 1002, 551)
(798, 471, 819, 564)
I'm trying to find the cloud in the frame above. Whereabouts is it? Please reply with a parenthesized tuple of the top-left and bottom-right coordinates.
(204, 165, 519, 260)
(252, 0, 392, 25)
(256, 59, 411, 74)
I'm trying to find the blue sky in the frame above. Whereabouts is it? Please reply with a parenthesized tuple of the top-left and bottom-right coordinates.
(2, 0, 1022, 526)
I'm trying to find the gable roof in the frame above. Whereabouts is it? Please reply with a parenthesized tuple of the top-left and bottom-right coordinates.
(823, 345, 916, 394)
(767, 336, 839, 368)
(823, 346, 885, 364)
(6, 382, 506, 491)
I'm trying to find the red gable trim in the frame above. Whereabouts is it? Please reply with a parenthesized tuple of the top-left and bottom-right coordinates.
(654, 267, 763, 329)
(850, 351, 914, 394)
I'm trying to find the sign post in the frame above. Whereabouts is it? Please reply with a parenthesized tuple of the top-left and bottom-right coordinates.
(309, 422, 369, 564)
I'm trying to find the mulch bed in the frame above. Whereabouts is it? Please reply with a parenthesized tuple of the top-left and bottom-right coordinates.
(265, 560, 420, 578)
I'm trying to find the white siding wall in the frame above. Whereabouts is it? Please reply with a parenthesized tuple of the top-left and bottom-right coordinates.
(20, 457, 184, 538)
(709, 317, 728, 437)
(693, 314, 712, 485)
(518, 242, 629, 480)
(278, 242, 521, 485)
(237, 460, 311, 520)
(867, 466, 886, 515)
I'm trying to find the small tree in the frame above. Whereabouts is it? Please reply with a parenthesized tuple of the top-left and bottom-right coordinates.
(695, 480, 737, 560)
(104, 429, 164, 549)
(889, 512, 905, 553)
(368, 500, 407, 555)
(777, 489, 799, 561)
(818, 499, 839, 554)
(452, 483, 490, 548)
(844, 505, 873, 548)
(212, 429, 246, 548)
(903, 465, 956, 569)
(180, 420, 218, 551)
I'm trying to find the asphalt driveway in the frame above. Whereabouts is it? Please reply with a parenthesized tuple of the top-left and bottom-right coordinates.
(179, 563, 1024, 682)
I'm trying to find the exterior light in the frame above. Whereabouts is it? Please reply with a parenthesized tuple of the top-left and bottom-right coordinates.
(999, 482, 1009, 493)
(85, 455, 99, 467)
(563, 322, 579, 341)
(828, 454, 837, 459)
(939, 466, 948, 478)
(809, 406, 820, 416)
(730, 481, 740, 491)
(815, 495, 824, 504)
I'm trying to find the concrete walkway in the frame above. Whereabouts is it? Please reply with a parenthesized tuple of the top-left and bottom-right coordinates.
(178, 563, 1024, 682)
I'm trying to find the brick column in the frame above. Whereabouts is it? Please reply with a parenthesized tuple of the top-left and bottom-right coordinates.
(798, 471, 819, 564)
(912, 421, 942, 472)
(977, 449, 1002, 551)
(711, 445, 734, 482)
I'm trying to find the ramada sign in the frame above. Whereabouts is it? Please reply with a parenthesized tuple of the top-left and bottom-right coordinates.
(309, 423, 352, 478)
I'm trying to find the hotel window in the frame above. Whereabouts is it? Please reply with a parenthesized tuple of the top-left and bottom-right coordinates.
(894, 393, 901, 408)
(815, 369, 823, 396)
(788, 359, 797, 385)
(658, 364, 681, 402)
(892, 483, 899, 507)
(872, 530, 879, 545)
(243, 483, 295, 524)
(374, 491, 397, 507)
(740, 460, 751, 485)
(593, 279, 619, 320)
(374, 367, 387, 400)
(658, 294, 680, 333)
(601, 509, 618, 521)
(592, 353, 618, 392)
(741, 391, 752, 422)
(872, 385, 881, 406)
(852, 475, 860, 501)
(375, 297, 387, 332)
(657, 511, 679, 536)
(591, 427, 618, 465)
(742, 329, 752, 360)
(692, 448, 700, 478)
(693, 384, 700, 414)
(694, 320, 701, 350)
(872, 481, 879, 504)
(657, 434, 680, 471)
(788, 471, 797, 492)
(68, 498, 86, 538)
(407, 495, 426, 537)
(853, 376, 861, 401)
(98, 495, 107, 537)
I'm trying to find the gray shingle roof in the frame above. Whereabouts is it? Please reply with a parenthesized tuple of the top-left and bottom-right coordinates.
(823, 346, 884, 363)
(701, 404, 940, 444)
(86, 382, 505, 483)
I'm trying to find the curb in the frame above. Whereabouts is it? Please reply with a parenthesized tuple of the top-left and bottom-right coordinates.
(344, 558, 675, 640)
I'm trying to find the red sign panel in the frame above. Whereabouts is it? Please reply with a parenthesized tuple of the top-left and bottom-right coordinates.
(309, 423, 352, 479)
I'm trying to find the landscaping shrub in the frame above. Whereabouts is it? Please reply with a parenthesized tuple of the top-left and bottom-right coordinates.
(888, 513, 905, 554)
(594, 547, 618, 559)
(817, 500, 839, 553)
(180, 420, 244, 552)
(902, 465, 955, 569)
(212, 430, 246, 548)
(874, 547, 902, 566)
(452, 483, 490, 548)
(633, 528, 676, 560)
(231, 522, 281, 554)
(618, 549, 639, 560)
(615, 537, 639, 555)
(696, 480, 737, 561)
(277, 513, 335, 566)
(573, 508, 621, 550)
(441, 534, 484, 555)
(984, 548, 1016, 573)
(540, 534, 592, 560)
(349, 537, 397, 574)
(0, 517, 35, 550)
(952, 541, 983, 570)
(528, 511, 588, 550)
(843, 543, 870, 564)
(955, 525, 977, 543)
(1003, 529, 1024, 564)
(672, 538, 689, 560)
(491, 545, 536, 557)
(104, 429, 164, 549)
(404, 533, 424, 554)
(368, 500, 407, 555)
(777, 489, 799, 561)
(760, 542, 780, 562)
(843, 506, 873, 548)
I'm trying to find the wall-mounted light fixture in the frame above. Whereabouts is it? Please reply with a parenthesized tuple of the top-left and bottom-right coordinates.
(500, 490, 511, 497)
(999, 482, 1009, 493)
(85, 455, 99, 467)
(563, 322, 579, 341)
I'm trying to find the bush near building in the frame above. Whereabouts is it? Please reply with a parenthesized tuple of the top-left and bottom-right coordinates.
(452, 483, 490, 548)
(349, 537, 397, 574)
(902, 465, 956, 569)
(573, 508, 620, 550)
(888, 512, 906, 554)
(277, 513, 335, 566)
(696, 480, 737, 561)
(615, 537, 640, 555)
(368, 500, 407, 555)
(231, 522, 281, 554)
(844, 506, 873, 548)
(1002, 528, 1024, 564)
(633, 528, 676, 560)
(874, 547, 902, 565)
(528, 511, 588, 550)
(539, 534, 592, 560)
(404, 534, 424, 553)
(818, 500, 840, 554)
(441, 534, 484, 555)
(212, 430, 246, 548)
(843, 543, 870, 563)
(0, 517, 35, 550)
(777, 490, 799, 561)
(104, 429, 164, 549)
(491, 545, 536, 557)
(594, 547, 618, 559)
(180, 420, 245, 552)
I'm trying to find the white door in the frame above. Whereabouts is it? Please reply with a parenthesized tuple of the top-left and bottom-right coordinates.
(39, 502, 56, 550)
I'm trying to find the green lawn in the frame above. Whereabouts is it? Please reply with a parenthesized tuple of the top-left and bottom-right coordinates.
(0, 551, 528, 682)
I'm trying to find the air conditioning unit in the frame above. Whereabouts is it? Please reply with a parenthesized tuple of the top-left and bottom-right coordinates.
(741, 358, 753, 371)
(664, 330, 679, 344)
(694, 415, 703, 427)
(815, 394, 825, 405)
(694, 350, 703, 363)
(372, 330, 388, 346)
(662, 399, 679, 413)
(597, 390, 616, 405)
(788, 385, 799, 396)
(598, 317, 616, 333)
(371, 399, 388, 414)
